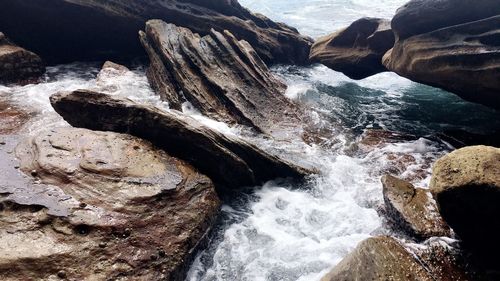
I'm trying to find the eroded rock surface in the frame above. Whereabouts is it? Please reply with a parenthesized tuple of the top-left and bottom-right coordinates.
(382, 175, 450, 240)
(430, 146, 500, 268)
(310, 18, 394, 79)
(0, 0, 312, 65)
(50, 90, 315, 188)
(0, 128, 220, 280)
(383, 0, 500, 109)
(140, 20, 303, 137)
(0, 97, 32, 134)
(0, 32, 44, 84)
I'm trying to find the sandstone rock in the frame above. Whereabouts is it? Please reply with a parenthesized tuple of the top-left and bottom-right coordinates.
(0, 32, 44, 84)
(0, 0, 312, 65)
(50, 90, 315, 188)
(96, 61, 131, 92)
(382, 175, 450, 240)
(140, 20, 303, 136)
(0, 128, 220, 280)
(383, 0, 500, 110)
(0, 97, 31, 134)
(310, 18, 394, 79)
(430, 146, 500, 267)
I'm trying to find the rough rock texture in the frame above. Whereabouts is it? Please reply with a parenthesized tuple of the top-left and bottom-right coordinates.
(50, 90, 315, 188)
(0, 128, 220, 280)
(0, 0, 312, 65)
(430, 146, 500, 268)
(383, 0, 500, 110)
(382, 175, 450, 240)
(0, 32, 45, 84)
(310, 18, 394, 79)
(0, 97, 31, 134)
(140, 20, 303, 136)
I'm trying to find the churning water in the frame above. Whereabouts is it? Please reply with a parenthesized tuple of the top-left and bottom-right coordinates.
(1, 1, 499, 281)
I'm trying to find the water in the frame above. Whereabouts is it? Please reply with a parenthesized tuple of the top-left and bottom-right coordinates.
(1, 1, 499, 281)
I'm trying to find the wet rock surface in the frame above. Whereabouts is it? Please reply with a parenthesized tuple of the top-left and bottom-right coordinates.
(50, 90, 315, 188)
(310, 18, 394, 80)
(430, 146, 500, 270)
(140, 20, 303, 136)
(382, 175, 450, 240)
(0, 128, 221, 280)
(0, 32, 45, 84)
(383, 0, 500, 110)
(0, 0, 312, 65)
(0, 97, 32, 134)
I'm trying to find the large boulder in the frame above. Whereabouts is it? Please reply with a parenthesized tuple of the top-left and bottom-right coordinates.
(310, 18, 394, 80)
(50, 90, 315, 188)
(430, 146, 500, 267)
(0, 128, 220, 280)
(0, 0, 312, 65)
(0, 32, 44, 84)
(140, 20, 303, 136)
(382, 175, 450, 240)
(383, 0, 500, 110)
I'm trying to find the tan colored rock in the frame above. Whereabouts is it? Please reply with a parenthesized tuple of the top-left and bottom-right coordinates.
(0, 127, 220, 280)
(382, 175, 450, 239)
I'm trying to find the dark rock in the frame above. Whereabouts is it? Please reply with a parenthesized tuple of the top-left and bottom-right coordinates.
(383, 0, 500, 110)
(0, 32, 45, 84)
(140, 20, 304, 136)
(0, 0, 312, 65)
(382, 175, 450, 240)
(49, 90, 315, 188)
(310, 18, 394, 79)
(430, 146, 500, 270)
(0, 128, 220, 280)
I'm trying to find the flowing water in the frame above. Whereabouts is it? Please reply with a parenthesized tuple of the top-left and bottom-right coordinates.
(1, 1, 500, 281)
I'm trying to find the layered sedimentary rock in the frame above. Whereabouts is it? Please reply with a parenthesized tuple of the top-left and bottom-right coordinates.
(0, 128, 220, 280)
(0, 32, 44, 84)
(310, 18, 394, 79)
(0, 0, 312, 65)
(50, 90, 314, 188)
(383, 0, 500, 110)
(430, 146, 500, 268)
(382, 175, 450, 240)
(140, 20, 303, 136)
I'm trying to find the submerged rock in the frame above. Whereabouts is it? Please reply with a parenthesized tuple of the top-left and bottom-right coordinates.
(382, 175, 450, 240)
(0, 97, 31, 134)
(0, 0, 312, 65)
(383, 0, 500, 110)
(50, 90, 315, 188)
(140, 20, 303, 136)
(0, 32, 44, 84)
(0, 128, 220, 280)
(310, 18, 394, 79)
(430, 146, 500, 268)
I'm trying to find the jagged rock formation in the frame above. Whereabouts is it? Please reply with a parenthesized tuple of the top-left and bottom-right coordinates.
(430, 145, 500, 269)
(0, 32, 44, 84)
(310, 18, 394, 79)
(382, 175, 450, 240)
(0, 0, 312, 65)
(140, 20, 303, 136)
(50, 90, 315, 188)
(0, 128, 220, 280)
(383, 0, 500, 110)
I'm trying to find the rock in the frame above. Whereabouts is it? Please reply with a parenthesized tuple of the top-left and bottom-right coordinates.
(140, 20, 303, 136)
(0, 32, 44, 84)
(96, 61, 131, 92)
(430, 146, 500, 268)
(0, 128, 220, 280)
(50, 90, 315, 188)
(310, 18, 394, 79)
(0, 0, 312, 65)
(382, 175, 450, 240)
(383, 0, 500, 110)
(0, 97, 31, 134)
(321, 237, 434, 281)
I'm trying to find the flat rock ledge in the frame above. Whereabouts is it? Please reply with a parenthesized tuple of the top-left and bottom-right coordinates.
(50, 90, 315, 189)
(0, 128, 220, 280)
(382, 175, 450, 240)
(140, 20, 304, 137)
